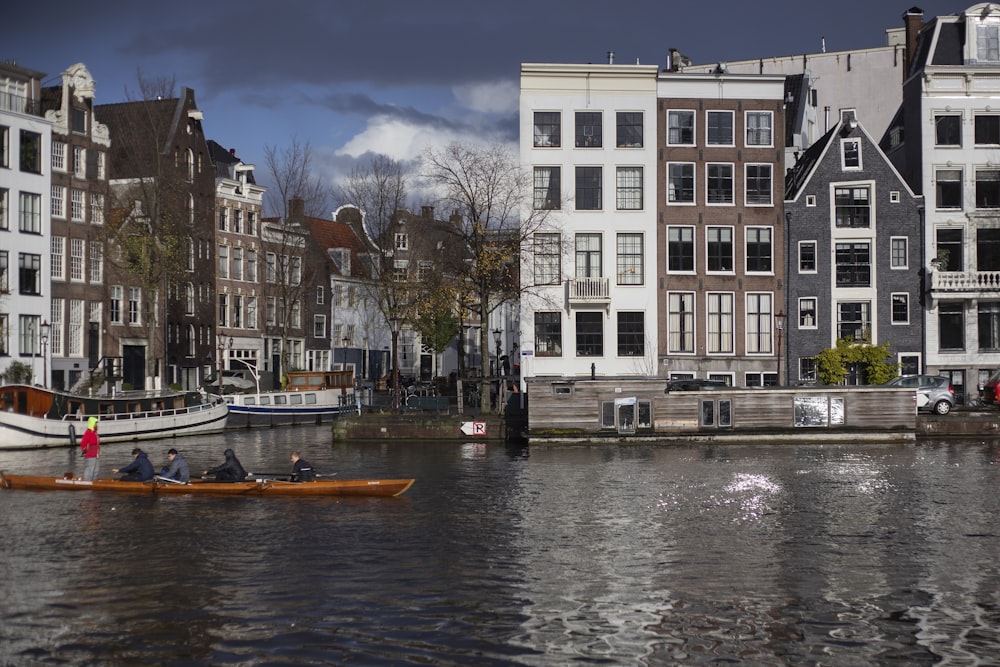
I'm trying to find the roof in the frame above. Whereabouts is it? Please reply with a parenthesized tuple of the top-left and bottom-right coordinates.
(207, 139, 257, 184)
(303, 210, 372, 280)
(95, 96, 184, 179)
(784, 125, 837, 200)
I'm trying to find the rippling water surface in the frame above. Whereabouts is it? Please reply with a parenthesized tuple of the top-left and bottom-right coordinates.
(1, 431, 1000, 665)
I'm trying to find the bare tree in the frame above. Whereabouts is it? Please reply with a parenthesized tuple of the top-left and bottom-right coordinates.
(262, 137, 330, 219)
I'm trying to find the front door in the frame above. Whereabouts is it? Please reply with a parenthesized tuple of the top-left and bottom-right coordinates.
(122, 345, 145, 390)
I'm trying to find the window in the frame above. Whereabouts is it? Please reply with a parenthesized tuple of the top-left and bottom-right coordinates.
(19, 253, 41, 295)
(745, 164, 772, 205)
(575, 166, 602, 210)
(247, 249, 257, 282)
(247, 297, 258, 329)
(838, 302, 871, 340)
(575, 112, 602, 148)
(218, 207, 229, 231)
(935, 114, 962, 145)
(88, 242, 102, 283)
(616, 233, 643, 285)
(836, 242, 871, 286)
(0, 188, 7, 229)
(395, 233, 408, 250)
(232, 247, 243, 281)
(976, 115, 1000, 144)
(291, 256, 302, 285)
(19, 130, 41, 173)
(218, 245, 229, 279)
(90, 193, 104, 224)
(806, 195, 817, 207)
(234, 210, 243, 234)
(185, 283, 195, 315)
(978, 23, 1000, 61)
(533, 166, 560, 210)
(835, 186, 870, 227)
(247, 211, 256, 236)
(51, 236, 64, 280)
(939, 302, 964, 350)
(50, 300, 63, 356)
(0, 251, 7, 294)
(70, 189, 84, 222)
(219, 294, 228, 327)
(799, 358, 817, 383)
(19, 192, 41, 233)
(746, 227, 773, 273)
(936, 229, 963, 271)
(52, 141, 65, 171)
(667, 163, 694, 203)
(799, 297, 817, 328)
(70, 238, 84, 282)
(534, 234, 562, 285)
(936, 168, 963, 209)
(891, 237, 908, 269)
(576, 312, 603, 356)
(266, 252, 276, 283)
(575, 233, 602, 278)
(68, 300, 83, 357)
(706, 163, 733, 204)
(316, 285, 324, 305)
(799, 241, 817, 273)
(706, 227, 734, 272)
(667, 226, 694, 272)
(534, 312, 562, 356)
(976, 169, 1000, 207)
(0, 126, 6, 168)
(667, 110, 694, 145)
(746, 293, 773, 354)
(842, 138, 861, 169)
(19, 315, 41, 356)
(745, 111, 773, 146)
(706, 110, 734, 145)
(51, 186, 65, 218)
(978, 301, 1000, 349)
(96, 151, 105, 180)
(892, 293, 910, 324)
(616, 166, 642, 210)
(110, 286, 122, 324)
(616, 112, 643, 148)
(667, 292, 695, 353)
(533, 112, 560, 148)
(184, 148, 194, 180)
(313, 314, 326, 338)
(617, 312, 644, 356)
(978, 228, 1000, 271)
(707, 292, 734, 353)
(128, 288, 141, 325)
(71, 108, 87, 134)
(73, 147, 85, 178)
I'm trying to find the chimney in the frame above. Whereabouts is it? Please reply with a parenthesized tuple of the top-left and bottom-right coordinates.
(668, 48, 678, 72)
(289, 196, 305, 222)
(420, 205, 434, 220)
(229, 148, 236, 156)
(904, 7, 924, 78)
(607, 51, 615, 65)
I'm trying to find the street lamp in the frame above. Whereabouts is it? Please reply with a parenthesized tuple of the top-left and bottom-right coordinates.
(492, 328, 502, 378)
(389, 317, 401, 413)
(217, 334, 233, 394)
(775, 311, 786, 387)
(40, 320, 50, 389)
(343, 336, 350, 369)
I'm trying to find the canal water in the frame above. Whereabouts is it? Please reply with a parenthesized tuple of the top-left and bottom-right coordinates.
(1, 429, 999, 665)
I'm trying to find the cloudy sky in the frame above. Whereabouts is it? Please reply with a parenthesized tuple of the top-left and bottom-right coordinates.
(4, 0, 963, 213)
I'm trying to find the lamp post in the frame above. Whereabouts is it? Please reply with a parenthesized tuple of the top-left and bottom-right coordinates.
(492, 328, 502, 378)
(389, 317, 401, 413)
(40, 320, 50, 389)
(217, 334, 233, 394)
(342, 336, 350, 369)
(775, 311, 786, 387)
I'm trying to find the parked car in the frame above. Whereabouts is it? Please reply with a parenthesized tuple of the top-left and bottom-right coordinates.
(665, 378, 729, 392)
(980, 369, 1000, 405)
(884, 375, 955, 414)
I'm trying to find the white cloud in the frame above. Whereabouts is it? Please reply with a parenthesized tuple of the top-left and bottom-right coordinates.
(452, 79, 519, 114)
(335, 116, 505, 162)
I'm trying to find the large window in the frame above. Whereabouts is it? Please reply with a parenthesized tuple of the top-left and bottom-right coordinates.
(939, 302, 965, 350)
(534, 312, 562, 356)
(706, 227, 734, 272)
(52, 141, 65, 171)
(575, 233, 602, 278)
(616, 166, 642, 210)
(51, 185, 64, 219)
(746, 227, 773, 273)
(978, 228, 1000, 271)
(799, 297, 817, 328)
(575, 112, 602, 148)
(745, 111, 773, 146)
(533, 166, 560, 210)
(667, 110, 694, 145)
(935, 115, 962, 146)
(746, 293, 773, 354)
(533, 233, 561, 285)
(706, 163, 733, 204)
(128, 288, 141, 325)
(575, 166, 602, 210)
(533, 112, 560, 148)
(19, 130, 41, 173)
(706, 110, 734, 145)
(745, 164, 772, 205)
(706, 292, 734, 353)
(936, 168, 963, 209)
(667, 163, 694, 203)
(838, 302, 871, 340)
(616, 112, 643, 148)
(667, 226, 694, 272)
(218, 245, 229, 279)
(667, 292, 695, 353)
(979, 301, 1000, 349)
(799, 241, 817, 273)
(617, 312, 644, 356)
(19, 253, 41, 295)
(836, 243, 871, 286)
(835, 186, 870, 227)
(936, 229, 964, 271)
(110, 286, 122, 324)
(19, 192, 41, 233)
(976, 115, 1000, 144)
(616, 233, 643, 285)
(70, 238, 84, 282)
(976, 169, 1000, 208)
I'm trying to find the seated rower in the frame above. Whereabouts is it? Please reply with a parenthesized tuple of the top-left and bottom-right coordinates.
(160, 448, 190, 483)
(202, 448, 247, 483)
(290, 451, 315, 482)
(112, 448, 155, 482)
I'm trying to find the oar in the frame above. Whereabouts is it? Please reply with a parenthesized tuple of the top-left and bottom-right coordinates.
(154, 475, 187, 485)
(248, 472, 336, 479)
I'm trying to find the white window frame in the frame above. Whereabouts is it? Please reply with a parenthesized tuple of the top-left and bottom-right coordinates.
(891, 293, 910, 325)
(706, 162, 734, 206)
(706, 110, 735, 146)
(798, 240, 817, 274)
(706, 291, 734, 354)
(744, 163, 773, 206)
(667, 162, 695, 205)
(841, 137, 862, 170)
(890, 237, 909, 269)
(667, 291, 696, 354)
(799, 297, 818, 329)
(745, 110, 773, 147)
(667, 109, 695, 146)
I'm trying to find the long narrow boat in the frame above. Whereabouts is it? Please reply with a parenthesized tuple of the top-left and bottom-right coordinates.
(0, 384, 229, 449)
(0, 472, 414, 497)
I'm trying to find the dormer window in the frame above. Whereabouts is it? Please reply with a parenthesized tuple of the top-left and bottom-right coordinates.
(979, 23, 1000, 61)
(967, 8, 1000, 64)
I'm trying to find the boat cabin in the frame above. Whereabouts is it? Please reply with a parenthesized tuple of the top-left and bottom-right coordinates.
(286, 370, 354, 393)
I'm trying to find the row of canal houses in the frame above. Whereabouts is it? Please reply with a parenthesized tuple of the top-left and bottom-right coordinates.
(520, 4, 1000, 407)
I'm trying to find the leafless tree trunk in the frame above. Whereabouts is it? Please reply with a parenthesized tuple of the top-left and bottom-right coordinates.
(262, 137, 330, 219)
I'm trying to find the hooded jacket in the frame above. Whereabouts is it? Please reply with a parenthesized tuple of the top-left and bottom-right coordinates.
(206, 448, 247, 482)
(118, 450, 155, 482)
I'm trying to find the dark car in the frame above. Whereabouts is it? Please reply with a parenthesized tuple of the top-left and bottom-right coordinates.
(885, 375, 955, 415)
(665, 378, 729, 393)
(981, 369, 1000, 405)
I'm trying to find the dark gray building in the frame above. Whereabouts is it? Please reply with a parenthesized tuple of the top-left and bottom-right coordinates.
(784, 116, 924, 385)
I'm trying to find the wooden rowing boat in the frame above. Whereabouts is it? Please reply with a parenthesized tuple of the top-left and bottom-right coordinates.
(0, 473, 414, 497)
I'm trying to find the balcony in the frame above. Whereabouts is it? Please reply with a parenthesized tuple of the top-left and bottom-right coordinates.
(931, 271, 1000, 292)
(567, 277, 610, 309)
(0, 92, 43, 117)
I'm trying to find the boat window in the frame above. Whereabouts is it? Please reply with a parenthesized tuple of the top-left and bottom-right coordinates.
(274, 395, 287, 405)
(245, 397, 256, 405)
(290, 394, 302, 405)
(260, 396, 271, 405)
(700, 400, 715, 426)
(305, 394, 317, 405)
(637, 400, 652, 428)
(718, 400, 732, 427)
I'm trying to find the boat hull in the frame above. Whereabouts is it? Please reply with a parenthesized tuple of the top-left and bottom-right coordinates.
(0, 474, 414, 497)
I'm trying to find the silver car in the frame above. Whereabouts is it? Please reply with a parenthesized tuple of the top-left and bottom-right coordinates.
(885, 375, 955, 415)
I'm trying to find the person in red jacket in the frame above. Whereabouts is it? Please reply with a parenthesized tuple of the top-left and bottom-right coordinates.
(80, 417, 100, 481)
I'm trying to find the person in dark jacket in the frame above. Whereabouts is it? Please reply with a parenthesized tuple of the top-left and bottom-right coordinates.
(160, 448, 190, 483)
(202, 448, 247, 482)
(112, 448, 155, 482)
(289, 451, 315, 482)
